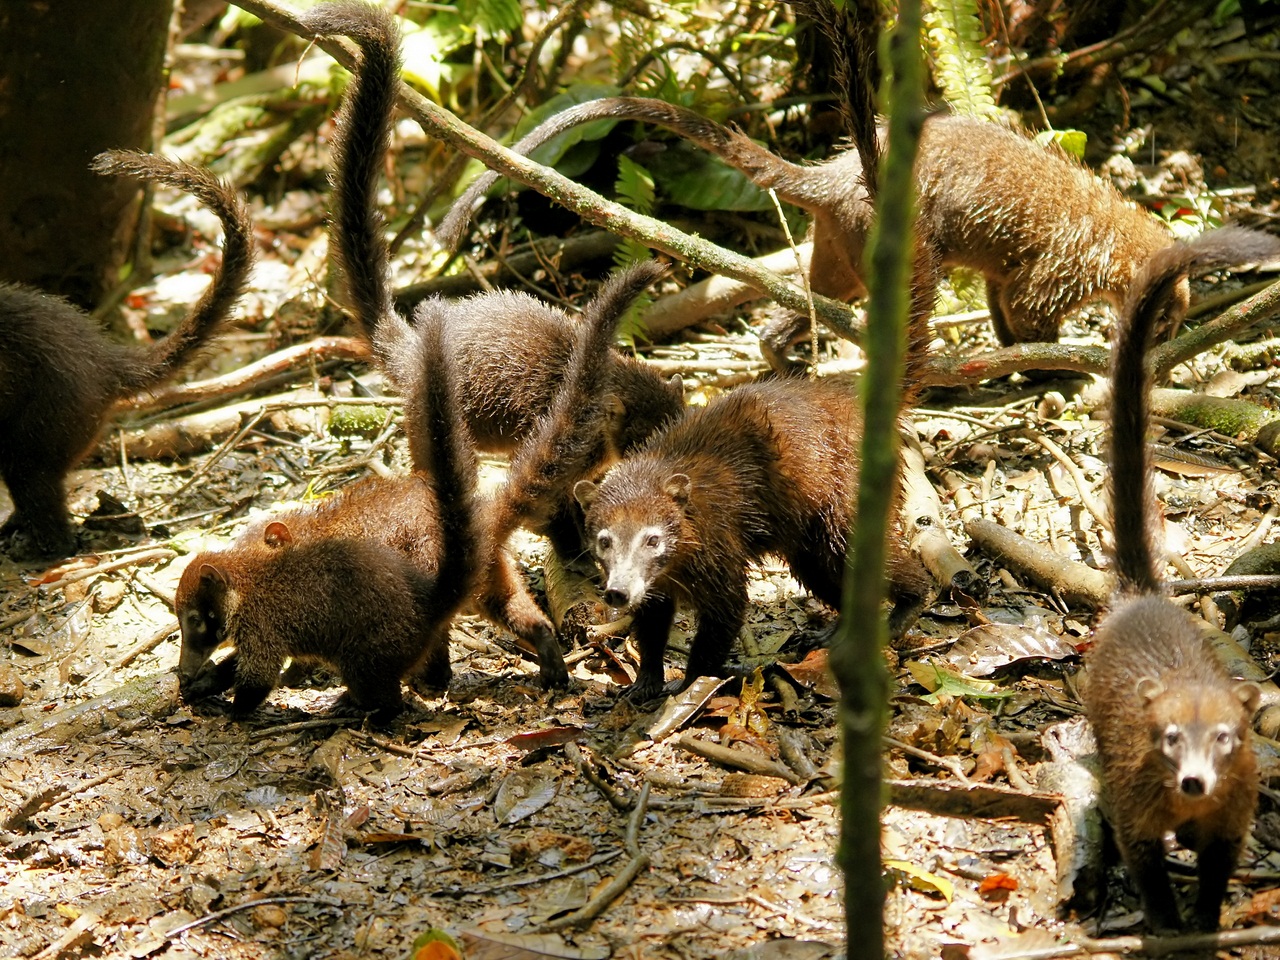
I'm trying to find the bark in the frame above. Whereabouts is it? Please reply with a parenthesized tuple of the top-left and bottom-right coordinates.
(0, 0, 173, 307)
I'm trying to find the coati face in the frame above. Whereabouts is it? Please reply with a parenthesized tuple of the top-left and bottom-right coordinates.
(575, 472, 689, 611)
(174, 557, 235, 683)
(1138, 677, 1261, 800)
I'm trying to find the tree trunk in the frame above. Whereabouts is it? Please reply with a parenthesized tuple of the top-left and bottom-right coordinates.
(0, 0, 172, 308)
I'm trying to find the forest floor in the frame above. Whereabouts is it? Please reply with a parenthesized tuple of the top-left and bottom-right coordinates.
(5, 12, 1280, 960)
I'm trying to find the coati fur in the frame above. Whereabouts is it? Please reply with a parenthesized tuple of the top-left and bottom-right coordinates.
(174, 309, 478, 717)
(572, 256, 937, 700)
(0, 150, 253, 559)
(306, 1, 673, 688)
(438, 97, 1182, 363)
(1082, 226, 1277, 932)
(307, 0, 684, 534)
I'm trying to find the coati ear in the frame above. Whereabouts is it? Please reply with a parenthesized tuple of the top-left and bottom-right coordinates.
(198, 562, 229, 587)
(664, 473, 692, 504)
(667, 373, 682, 393)
(574, 480, 598, 510)
(1235, 681, 1262, 715)
(263, 521, 293, 547)
(1136, 677, 1164, 704)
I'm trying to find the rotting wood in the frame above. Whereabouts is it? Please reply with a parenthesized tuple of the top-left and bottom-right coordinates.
(965, 518, 1112, 609)
(900, 431, 979, 597)
(677, 731, 803, 785)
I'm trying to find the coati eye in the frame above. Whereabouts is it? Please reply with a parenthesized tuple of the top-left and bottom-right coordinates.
(597, 533, 612, 551)
(645, 533, 661, 549)
(1164, 730, 1182, 749)
(1216, 730, 1233, 747)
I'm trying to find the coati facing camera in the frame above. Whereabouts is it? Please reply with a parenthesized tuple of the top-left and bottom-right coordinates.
(306, 0, 684, 537)
(0, 150, 254, 560)
(1082, 227, 1278, 932)
(438, 97, 1182, 364)
(174, 310, 478, 717)
(572, 258, 937, 701)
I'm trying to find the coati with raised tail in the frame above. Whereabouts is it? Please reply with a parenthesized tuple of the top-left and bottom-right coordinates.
(571, 252, 938, 701)
(174, 309, 478, 718)
(306, 1, 683, 507)
(438, 96, 1182, 364)
(305, 1, 672, 687)
(1082, 226, 1277, 932)
(0, 150, 254, 560)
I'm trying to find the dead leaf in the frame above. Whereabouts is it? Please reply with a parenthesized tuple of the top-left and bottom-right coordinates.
(459, 929, 611, 959)
(978, 873, 1019, 903)
(884, 859, 954, 901)
(411, 929, 463, 960)
(945, 621, 1078, 676)
(726, 668, 770, 736)
(505, 726, 584, 751)
(493, 767, 557, 825)
(645, 674, 723, 741)
(778, 649, 839, 699)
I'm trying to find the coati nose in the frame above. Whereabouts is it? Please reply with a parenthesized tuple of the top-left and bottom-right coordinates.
(1180, 775, 1206, 797)
(603, 588, 629, 608)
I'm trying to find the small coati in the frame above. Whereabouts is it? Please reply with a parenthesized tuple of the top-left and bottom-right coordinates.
(306, 0, 684, 544)
(305, 1, 673, 687)
(0, 150, 254, 560)
(174, 309, 478, 717)
(438, 97, 1182, 362)
(1082, 227, 1278, 932)
(571, 257, 938, 701)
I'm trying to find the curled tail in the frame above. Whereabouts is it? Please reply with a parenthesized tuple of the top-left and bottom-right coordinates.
(91, 150, 254, 393)
(436, 96, 813, 250)
(486, 261, 667, 543)
(303, 1, 414, 372)
(411, 309, 481, 616)
(1110, 226, 1280, 593)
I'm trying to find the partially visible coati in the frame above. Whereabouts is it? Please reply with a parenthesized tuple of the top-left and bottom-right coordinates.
(571, 256, 938, 700)
(438, 97, 1183, 362)
(174, 310, 478, 717)
(306, 0, 684, 527)
(0, 150, 254, 559)
(1082, 227, 1277, 932)
(305, 1, 674, 688)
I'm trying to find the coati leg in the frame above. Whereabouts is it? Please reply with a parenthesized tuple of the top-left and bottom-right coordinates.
(411, 631, 453, 691)
(0, 463, 74, 558)
(183, 654, 240, 700)
(681, 576, 749, 690)
(1191, 836, 1243, 932)
(628, 593, 678, 701)
(338, 654, 407, 716)
(477, 550, 569, 688)
(1121, 836, 1183, 933)
(231, 660, 283, 718)
(986, 282, 1019, 347)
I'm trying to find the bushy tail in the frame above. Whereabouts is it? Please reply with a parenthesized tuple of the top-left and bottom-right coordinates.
(436, 97, 813, 250)
(302, 1, 413, 372)
(1110, 226, 1280, 593)
(410, 309, 481, 616)
(486, 261, 667, 543)
(91, 150, 254, 393)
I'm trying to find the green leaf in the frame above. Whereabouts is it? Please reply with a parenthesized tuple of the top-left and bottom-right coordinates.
(470, 0, 523, 36)
(1033, 128, 1088, 160)
(643, 141, 775, 212)
(905, 661, 1015, 704)
(612, 156, 657, 343)
(513, 84, 625, 167)
(400, 16, 470, 99)
(924, 0, 998, 118)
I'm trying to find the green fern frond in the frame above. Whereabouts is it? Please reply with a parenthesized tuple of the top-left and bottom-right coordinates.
(923, 0, 997, 118)
(612, 155, 657, 345)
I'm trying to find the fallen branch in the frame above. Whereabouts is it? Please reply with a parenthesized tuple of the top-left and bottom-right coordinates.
(115, 336, 369, 414)
(974, 922, 1280, 959)
(541, 782, 651, 931)
(964, 518, 1111, 609)
(677, 731, 803, 785)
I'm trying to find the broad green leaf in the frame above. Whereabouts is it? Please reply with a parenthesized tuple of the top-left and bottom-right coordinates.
(643, 141, 774, 211)
(1033, 128, 1087, 160)
(905, 660, 1015, 704)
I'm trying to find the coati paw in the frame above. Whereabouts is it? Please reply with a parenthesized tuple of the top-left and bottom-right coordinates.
(624, 676, 667, 703)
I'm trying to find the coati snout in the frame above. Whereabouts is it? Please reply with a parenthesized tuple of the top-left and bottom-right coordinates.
(1139, 677, 1259, 802)
(575, 474, 687, 612)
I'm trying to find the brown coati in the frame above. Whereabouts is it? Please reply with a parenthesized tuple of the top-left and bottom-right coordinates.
(438, 97, 1183, 362)
(306, 0, 683, 534)
(305, 1, 673, 688)
(0, 150, 254, 560)
(1082, 227, 1278, 932)
(174, 308, 478, 717)
(571, 255, 938, 701)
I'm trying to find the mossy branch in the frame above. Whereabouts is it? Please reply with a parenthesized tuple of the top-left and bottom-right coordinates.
(231, 0, 862, 343)
(830, 0, 927, 952)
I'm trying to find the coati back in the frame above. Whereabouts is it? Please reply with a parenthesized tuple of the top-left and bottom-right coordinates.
(0, 150, 254, 559)
(439, 97, 1181, 361)
(1082, 226, 1277, 932)
(572, 260, 937, 700)
(174, 310, 478, 717)
(308, 1, 683, 465)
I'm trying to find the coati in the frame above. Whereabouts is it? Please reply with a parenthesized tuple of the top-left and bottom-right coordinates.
(438, 97, 1182, 363)
(1082, 227, 1277, 932)
(0, 150, 254, 560)
(174, 309, 478, 717)
(305, 1, 673, 687)
(571, 255, 938, 701)
(306, 0, 684, 536)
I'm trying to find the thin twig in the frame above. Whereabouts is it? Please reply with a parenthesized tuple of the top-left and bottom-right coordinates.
(163, 896, 343, 942)
(883, 736, 973, 788)
(1024, 430, 1108, 527)
(989, 922, 1280, 959)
